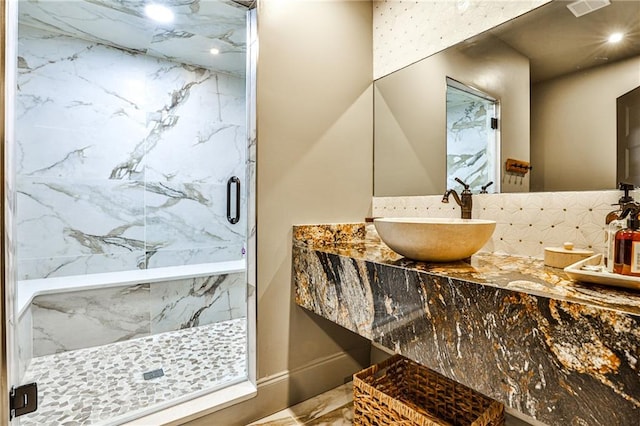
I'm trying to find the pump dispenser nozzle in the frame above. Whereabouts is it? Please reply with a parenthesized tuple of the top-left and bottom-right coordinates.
(618, 182, 635, 204)
(617, 203, 640, 225)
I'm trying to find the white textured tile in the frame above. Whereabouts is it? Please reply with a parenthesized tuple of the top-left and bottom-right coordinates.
(373, 0, 551, 79)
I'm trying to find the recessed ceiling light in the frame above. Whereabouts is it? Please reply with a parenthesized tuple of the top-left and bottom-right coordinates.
(210, 48, 220, 55)
(144, 4, 174, 23)
(608, 32, 624, 43)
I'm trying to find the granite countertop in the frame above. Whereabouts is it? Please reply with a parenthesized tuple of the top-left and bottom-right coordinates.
(293, 223, 640, 316)
(293, 223, 640, 425)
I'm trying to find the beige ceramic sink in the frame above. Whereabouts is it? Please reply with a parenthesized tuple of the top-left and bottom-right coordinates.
(373, 217, 496, 262)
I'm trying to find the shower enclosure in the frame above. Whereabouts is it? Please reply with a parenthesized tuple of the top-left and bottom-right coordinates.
(3, 0, 257, 424)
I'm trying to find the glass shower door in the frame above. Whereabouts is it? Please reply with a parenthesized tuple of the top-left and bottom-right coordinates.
(5, 0, 256, 424)
(446, 78, 500, 193)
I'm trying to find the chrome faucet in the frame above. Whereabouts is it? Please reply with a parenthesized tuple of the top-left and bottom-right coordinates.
(442, 177, 473, 219)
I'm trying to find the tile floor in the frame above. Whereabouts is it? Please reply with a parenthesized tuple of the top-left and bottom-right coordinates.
(20, 318, 247, 426)
(250, 382, 534, 426)
(249, 382, 354, 426)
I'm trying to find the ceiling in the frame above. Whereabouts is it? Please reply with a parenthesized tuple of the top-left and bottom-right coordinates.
(469, 0, 640, 83)
(18, 0, 249, 77)
(18, 0, 638, 83)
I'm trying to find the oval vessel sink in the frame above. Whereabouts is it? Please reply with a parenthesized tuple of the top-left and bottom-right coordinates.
(374, 217, 496, 262)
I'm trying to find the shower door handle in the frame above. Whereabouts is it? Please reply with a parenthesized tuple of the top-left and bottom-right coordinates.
(227, 176, 241, 224)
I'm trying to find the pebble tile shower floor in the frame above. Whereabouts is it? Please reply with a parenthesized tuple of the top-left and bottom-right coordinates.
(20, 318, 247, 425)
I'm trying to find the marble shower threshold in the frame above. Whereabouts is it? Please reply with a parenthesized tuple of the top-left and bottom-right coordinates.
(20, 318, 247, 426)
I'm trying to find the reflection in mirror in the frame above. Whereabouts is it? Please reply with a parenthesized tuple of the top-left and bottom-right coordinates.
(374, 0, 640, 196)
(617, 86, 640, 185)
(446, 78, 499, 194)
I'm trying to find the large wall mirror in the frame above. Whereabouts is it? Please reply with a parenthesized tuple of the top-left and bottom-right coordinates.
(374, 0, 640, 196)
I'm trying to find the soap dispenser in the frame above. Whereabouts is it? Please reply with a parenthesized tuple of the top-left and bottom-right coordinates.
(605, 182, 635, 272)
(613, 204, 640, 277)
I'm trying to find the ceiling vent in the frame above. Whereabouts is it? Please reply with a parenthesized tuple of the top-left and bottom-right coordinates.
(567, 0, 611, 17)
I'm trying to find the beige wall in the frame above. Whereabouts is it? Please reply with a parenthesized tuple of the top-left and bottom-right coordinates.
(531, 56, 640, 192)
(185, 1, 373, 424)
(374, 39, 530, 196)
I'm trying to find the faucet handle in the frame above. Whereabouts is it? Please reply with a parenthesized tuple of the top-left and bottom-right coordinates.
(480, 181, 494, 194)
(454, 177, 470, 190)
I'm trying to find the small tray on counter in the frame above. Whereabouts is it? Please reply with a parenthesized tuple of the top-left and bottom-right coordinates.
(564, 254, 640, 291)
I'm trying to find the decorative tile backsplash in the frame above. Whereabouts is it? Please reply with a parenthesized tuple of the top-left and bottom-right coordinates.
(16, 25, 247, 279)
(373, 190, 624, 259)
(373, 0, 550, 79)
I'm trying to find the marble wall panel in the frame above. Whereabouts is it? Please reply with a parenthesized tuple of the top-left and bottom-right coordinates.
(18, 0, 247, 75)
(17, 27, 148, 180)
(31, 273, 247, 357)
(17, 307, 33, 380)
(16, 24, 247, 280)
(150, 273, 246, 334)
(6, 9, 22, 383)
(18, 253, 144, 282)
(141, 63, 246, 183)
(32, 284, 151, 357)
(144, 182, 246, 267)
(446, 90, 496, 192)
(17, 179, 146, 279)
(146, 245, 245, 270)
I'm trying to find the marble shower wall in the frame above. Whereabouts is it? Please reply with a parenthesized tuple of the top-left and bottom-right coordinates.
(31, 272, 246, 357)
(16, 25, 247, 280)
(446, 87, 496, 192)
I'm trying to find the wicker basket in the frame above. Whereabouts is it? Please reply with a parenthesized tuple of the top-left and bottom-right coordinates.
(353, 354, 504, 426)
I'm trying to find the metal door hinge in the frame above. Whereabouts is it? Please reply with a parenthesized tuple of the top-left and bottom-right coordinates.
(491, 117, 499, 129)
(10, 383, 38, 419)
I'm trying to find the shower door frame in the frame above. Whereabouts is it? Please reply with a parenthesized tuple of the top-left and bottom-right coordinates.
(0, 0, 9, 421)
(0, 1, 258, 424)
(2, 0, 18, 423)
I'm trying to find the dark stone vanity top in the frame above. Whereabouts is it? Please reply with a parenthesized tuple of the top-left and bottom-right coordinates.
(293, 223, 640, 426)
(294, 223, 640, 316)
